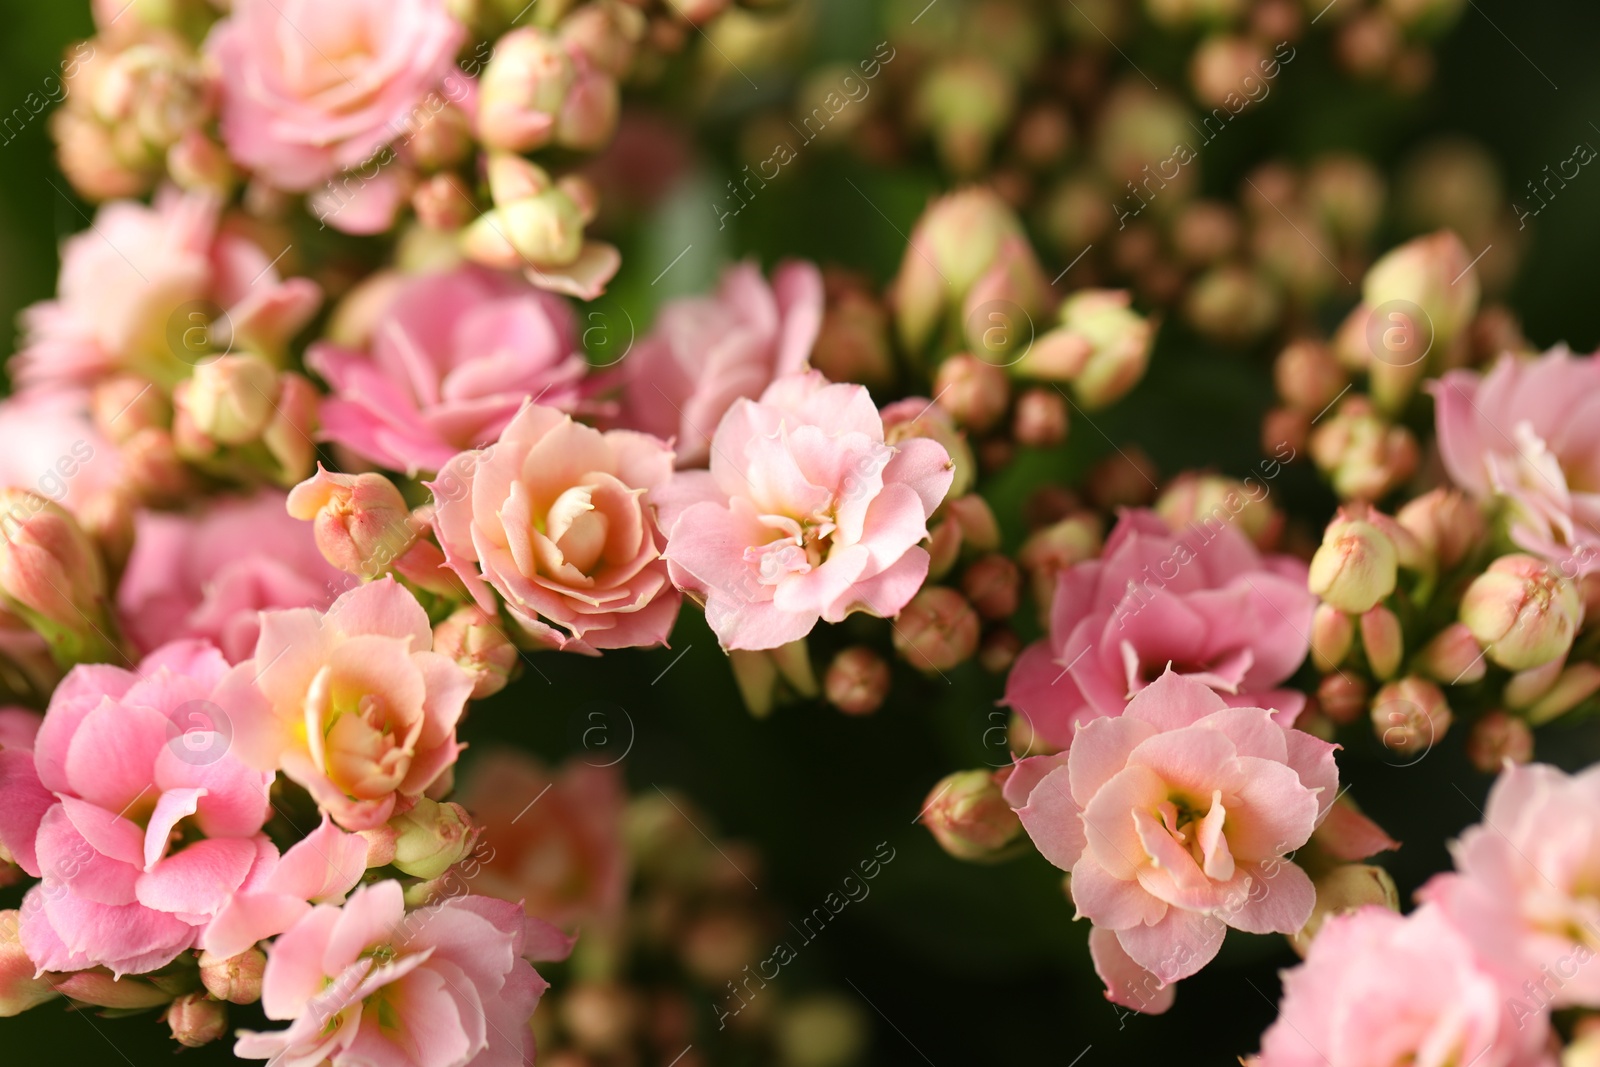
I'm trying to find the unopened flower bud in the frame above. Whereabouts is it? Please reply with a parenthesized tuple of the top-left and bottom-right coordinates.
(1012, 388, 1068, 447)
(934, 354, 1010, 433)
(1363, 229, 1480, 354)
(1309, 518, 1398, 614)
(359, 825, 398, 869)
(165, 993, 227, 1048)
(1318, 672, 1368, 725)
(1371, 677, 1451, 756)
(1360, 605, 1404, 680)
(1019, 513, 1103, 610)
(979, 628, 1021, 673)
(167, 130, 234, 194)
(944, 495, 1002, 554)
(92, 376, 168, 444)
(49, 970, 170, 1009)
(0, 491, 111, 652)
(560, 2, 648, 76)
(556, 65, 620, 151)
(1465, 711, 1533, 773)
(824, 646, 890, 716)
(926, 518, 962, 581)
(412, 173, 476, 231)
(1, 909, 58, 1016)
(1395, 488, 1484, 572)
(562, 981, 640, 1055)
(1086, 447, 1160, 510)
(776, 994, 869, 1067)
(464, 188, 587, 270)
(1416, 623, 1485, 684)
(962, 554, 1020, 620)
(916, 56, 1015, 176)
(893, 587, 980, 674)
(1311, 604, 1354, 672)
(287, 466, 416, 578)
(920, 769, 1023, 862)
(813, 272, 894, 389)
(1156, 473, 1283, 550)
(476, 28, 573, 152)
(1289, 865, 1400, 956)
(1460, 554, 1581, 671)
(1504, 658, 1565, 711)
(1308, 400, 1418, 501)
(121, 427, 194, 504)
(178, 355, 277, 446)
(262, 373, 319, 486)
(880, 399, 976, 499)
(1026, 290, 1154, 410)
(199, 948, 265, 1005)
(432, 605, 519, 699)
(389, 798, 479, 881)
(893, 188, 1029, 351)
(1274, 340, 1348, 413)
(1185, 264, 1281, 346)
(1262, 406, 1310, 458)
(1525, 663, 1600, 726)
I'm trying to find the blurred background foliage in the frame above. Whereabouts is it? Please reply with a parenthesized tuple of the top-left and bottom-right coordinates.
(4, 0, 1600, 1063)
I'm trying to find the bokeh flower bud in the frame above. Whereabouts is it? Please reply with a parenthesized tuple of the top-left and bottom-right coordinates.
(824, 646, 891, 715)
(920, 769, 1023, 862)
(178, 354, 278, 446)
(1308, 400, 1419, 501)
(1, 910, 58, 1017)
(1371, 677, 1451, 756)
(1311, 604, 1354, 672)
(1317, 672, 1368, 725)
(881, 398, 976, 499)
(390, 798, 479, 881)
(1525, 663, 1600, 726)
(92, 375, 169, 445)
(166, 993, 227, 1048)
(476, 28, 574, 153)
(1288, 864, 1400, 956)
(262, 372, 319, 486)
(962, 554, 1020, 620)
(287, 466, 417, 578)
(199, 948, 266, 1005)
(0, 491, 111, 650)
(1459, 554, 1581, 671)
(934, 354, 1010, 433)
(557, 64, 620, 151)
(1156, 472, 1283, 550)
(1028, 290, 1154, 410)
(1360, 605, 1404, 680)
(944, 494, 1002, 554)
(813, 271, 895, 389)
(1363, 229, 1480, 353)
(1395, 488, 1483, 572)
(1417, 622, 1486, 684)
(1274, 340, 1347, 413)
(892, 188, 1031, 351)
(1012, 388, 1068, 447)
(1019, 513, 1103, 612)
(1465, 710, 1533, 773)
(893, 587, 980, 674)
(1309, 517, 1398, 614)
(432, 605, 519, 699)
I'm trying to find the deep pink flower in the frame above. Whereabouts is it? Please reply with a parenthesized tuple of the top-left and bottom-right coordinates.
(117, 491, 347, 664)
(1252, 905, 1553, 1067)
(234, 881, 574, 1067)
(214, 579, 473, 832)
(1432, 347, 1600, 577)
(1005, 509, 1315, 751)
(0, 642, 275, 977)
(1420, 762, 1600, 1011)
(1005, 671, 1349, 1009)
(15, 187, 320, 394)
(430, 403, 681, 653)
(310, 265, 589, 476)
(619, 260, 823, 469)
(657, 371, 954, 652)
(206, 0, 464, 192)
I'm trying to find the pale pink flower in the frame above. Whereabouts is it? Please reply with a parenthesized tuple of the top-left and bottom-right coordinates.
(15, 187, 320, 393)
(117, 491, 346, 663)
(213, 579, 474, 831)
(657, 371, 954, 652)
(429, 403, 681, 653)
(309, 265, 590, 476)
(1432, 347, 1600, 577)
(455, 751, 628, 931)
(235, 881, 574, 1067)
(619, 260, 823, 468)
(1252, 905, 1554, 1067)
(0, 642, 275, 977)
(0, 392, 121, 516)
(1005, 508, 1316, 751)
(1004, 671, 1347, 1008)
(206, 0, 464, 192)
(1420, 761, 1600, 1012)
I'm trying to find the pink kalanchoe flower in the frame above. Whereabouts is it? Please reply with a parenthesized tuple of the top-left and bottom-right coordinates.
(455, 751, 629, 931)
(117, 491, 347, 663)
(1005, 508, 1316, 750)
(235, 881, 575, 1067)
(0, 392, 121, 516)
(213, 578, 475, 831)
(619, 260, 824, 469)
(1432, 347, 1600, 576)
(657, 371, 955, 652)
(1419, 761, 1600, 1011)
(15, 187, 320, 394)
(0, 641, 275, 977)
(206, 0, 465, 194)
(309, 265, 591, 476)
(1251, 905, 1554, 1067)
(429, 402, 681, 653)
(1005, 671, 1352, 1010)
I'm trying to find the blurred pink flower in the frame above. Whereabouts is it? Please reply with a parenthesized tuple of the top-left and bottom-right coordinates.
(430, 403, 681, 653)
(207, 0, 464, 192)
(0, 642, 275, 977)
(309, 265, 590, 476)
(15, 187, 320, 393)
(1420, 761, 1600, 1010)
(1432, 347, 1600, 577)
(117, 491, 346, 663)
(657, 371, 954, 652)
(1252, 905, 1553, 1067)
(214, 579, 473, 831)
(1005, 671, 1342, 1009)
(235, 881, 574, 1067)
(454, 751, 628, 931)
(1005, 509, 1315, 751)
(0, 392, 121, 516)
(619, 260, 823, 469)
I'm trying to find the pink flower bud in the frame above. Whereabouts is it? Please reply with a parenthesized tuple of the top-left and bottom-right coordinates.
(824, 646, 890, 716)
(432, 605, 519, 699)
(962, 554, 1020, 621)
(934, 354, 1010, 433)
(121, 427, 196, 504)
(1395, 488, 1484, 572)
(892, 188, 1028, 350)
(1274, 340, 1348, 413)
(0, 490, 109, 637)
(1262, 406, 1310, 458)
(881, 398, 976, 499)
(1460, 554, 1581, 671)
(556, 65, 620, 151)
(359, 825, 398, 869)
(1465, 710, 1533, 773)
(1311, 604, 1354, 672)
(944, 494, 1002, 554)
(1308, 399, 1419, 501)
(412, 173, 476, 231)
(1371, 677, 1451, 756)
(263, 372, 319, 486)
(165, 993, 226, 1048)
(48, 970, 171, 1009)
(920, 769, 1023, 862)
(476, 28, 574, 152)
(1046, 290, 1155, 409)
(1155, 472, 1283, 550)
(287, 466, 417, 578)
(1317, 672, 1368, 725)
(1416, 623, 1486, 684)
(91, 375, 168, 444)
(0, 909, 58, 1017)
(1503, 657, 1565, 711)
(560, 2, 648, 77)
(177, 354, 277, 446)
(1184, 264, 1281, 346)
(1363, 230, 1480, 353)
(1526, 663, 1600, 726)
(926, 518, 962, 581)
(390, 798, 480, 881)
(813, 272, 896, 389)
(1360, 605, 1404, 680)
(1012, 388, 1068, 447)
(1019, 512, 1103, 612)
(729, 640, 818, 718)
(1085, 447, 1159, 510)
(561, 981, 641, 1055)
(1309, 517, 1398, 614)
(198, 948, 265, 1005)
(893, 587, 980, 674)
(1288, 864, 1400, 957)
(463, 189, 587, 270)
